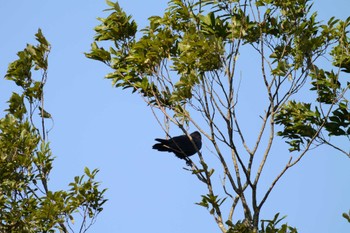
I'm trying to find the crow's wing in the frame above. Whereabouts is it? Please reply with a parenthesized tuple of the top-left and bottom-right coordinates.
(169, 135, 198, 157)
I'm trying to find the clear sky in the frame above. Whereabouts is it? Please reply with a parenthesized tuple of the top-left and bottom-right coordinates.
(1, 1, 350, 233)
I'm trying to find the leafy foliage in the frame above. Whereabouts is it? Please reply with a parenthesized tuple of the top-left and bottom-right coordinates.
(87, 0, 350, 232)
(225, 213, 298, 233)
(260, 213, 298, 233)
(1, 29, 107, 232)
(275, 101, 321, 152)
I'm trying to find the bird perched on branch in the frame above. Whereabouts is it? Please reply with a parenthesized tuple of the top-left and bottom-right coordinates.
(152, 131, 202, 159)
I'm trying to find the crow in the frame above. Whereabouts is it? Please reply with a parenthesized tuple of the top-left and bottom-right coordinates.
(152, 131, 202, 159)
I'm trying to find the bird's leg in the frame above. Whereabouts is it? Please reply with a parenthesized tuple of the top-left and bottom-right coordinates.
(184, 157, 193, 167)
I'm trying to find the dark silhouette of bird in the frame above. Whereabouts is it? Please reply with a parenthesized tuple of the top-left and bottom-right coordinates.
(152, 131, 202, 159)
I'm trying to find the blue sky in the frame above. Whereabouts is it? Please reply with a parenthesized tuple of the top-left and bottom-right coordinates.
(1, 1, 350, 233)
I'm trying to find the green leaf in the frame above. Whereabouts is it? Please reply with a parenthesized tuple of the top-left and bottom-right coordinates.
(38, 107, 52, 119)
(342, 211, 350, 223)
(6, 92, 26, 119)
(84, 167, 91, 177)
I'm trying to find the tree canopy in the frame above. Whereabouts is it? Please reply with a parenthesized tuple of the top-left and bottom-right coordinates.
(1, 30, 107, 233)
(87, 0, 350, 232)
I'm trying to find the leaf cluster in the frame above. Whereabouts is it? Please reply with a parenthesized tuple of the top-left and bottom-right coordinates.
(1, 30, 107, 232)
(225, 213, 297, 233)
(275, 101, 321, 151)
(273, 15, 350, 152)
(85, 0, 228, 121)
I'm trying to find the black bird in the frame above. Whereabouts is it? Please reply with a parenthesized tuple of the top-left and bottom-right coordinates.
(152, 131, 202, 159)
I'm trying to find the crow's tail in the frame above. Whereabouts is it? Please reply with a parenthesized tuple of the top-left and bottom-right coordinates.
(152, 140, 172, 152)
